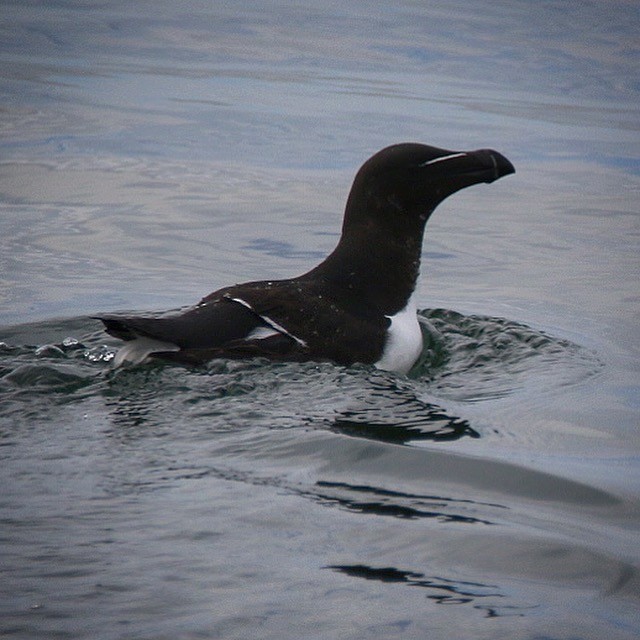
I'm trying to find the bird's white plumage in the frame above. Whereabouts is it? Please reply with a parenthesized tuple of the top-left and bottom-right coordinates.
(374, 296, 423, 374)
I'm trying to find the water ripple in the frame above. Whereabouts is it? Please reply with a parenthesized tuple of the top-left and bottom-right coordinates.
(414, 308, 603, 402)
(0, 310, 603, 449)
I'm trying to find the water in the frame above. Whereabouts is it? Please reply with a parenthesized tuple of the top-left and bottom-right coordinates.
(1, 1, 639, 638)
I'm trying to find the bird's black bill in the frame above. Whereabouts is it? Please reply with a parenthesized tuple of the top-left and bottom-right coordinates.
(419, 147, 515, 184)
(472, 149, 516, 183)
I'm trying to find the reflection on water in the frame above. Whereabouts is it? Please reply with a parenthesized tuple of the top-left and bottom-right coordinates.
(325, 565, 526, 618)
(313, 481, 500, 525)
(332, 409, 478, 443)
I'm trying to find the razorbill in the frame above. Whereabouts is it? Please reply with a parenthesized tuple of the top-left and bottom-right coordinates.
(96, 143, 514, 373)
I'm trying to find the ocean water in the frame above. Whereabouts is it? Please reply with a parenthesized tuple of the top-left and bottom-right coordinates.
(1, 1, 639, 638)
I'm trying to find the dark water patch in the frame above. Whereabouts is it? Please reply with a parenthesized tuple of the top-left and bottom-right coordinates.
(325, 564, 533, 618)
(332, 412, 478, 443)
(313, 480, 500, 525)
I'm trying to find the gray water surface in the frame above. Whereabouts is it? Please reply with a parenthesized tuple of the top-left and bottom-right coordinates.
(1, 2, 639, 639)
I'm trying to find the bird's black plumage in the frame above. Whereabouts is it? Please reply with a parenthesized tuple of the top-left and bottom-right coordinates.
(96, 143, 515, 372)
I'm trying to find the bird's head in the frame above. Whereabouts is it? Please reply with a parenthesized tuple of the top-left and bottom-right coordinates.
(343, 143, 515, 234)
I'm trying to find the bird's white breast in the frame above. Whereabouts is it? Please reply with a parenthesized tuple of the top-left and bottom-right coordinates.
(375, 296, 423, 374)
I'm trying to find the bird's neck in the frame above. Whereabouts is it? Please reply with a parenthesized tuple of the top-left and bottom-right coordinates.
(305, 225, 423, 314)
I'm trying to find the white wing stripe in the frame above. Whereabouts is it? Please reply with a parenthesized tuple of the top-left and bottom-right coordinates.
(227, 296, 308, 348)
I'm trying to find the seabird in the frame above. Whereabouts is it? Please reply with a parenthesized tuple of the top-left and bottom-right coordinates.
(96, 143, 514, 373)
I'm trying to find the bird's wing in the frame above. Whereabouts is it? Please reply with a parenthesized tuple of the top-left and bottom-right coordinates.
(97, 277, 390, 366)
(208, 279, 390, 366)
(95, 290, 307, 365)
(96, 296, 262, 348)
